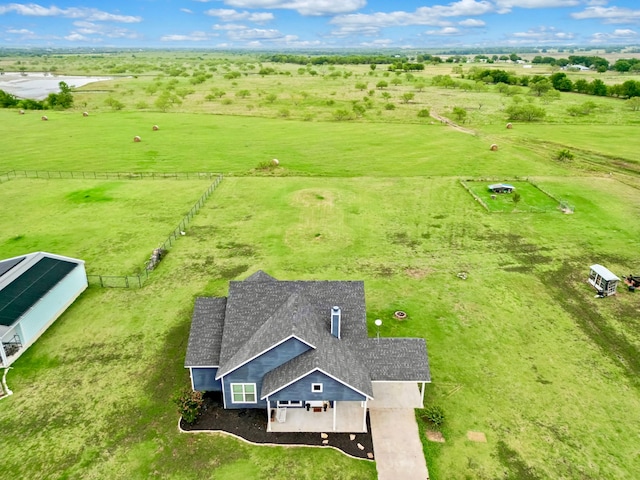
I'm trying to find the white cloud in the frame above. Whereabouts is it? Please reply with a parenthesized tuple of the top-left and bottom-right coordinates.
(459, 18, 485, 27)
(359, 38, 394, 47)
(67, 21, 141, 39)
(213, 23, 248, 30)
(590, 29, 638, 42)
(214, 0, 366, 16)
(0, 3, 141, 22)
(330, 0, 492, 36)
(508, 26, 575, 43)
(180, 8, 193, 14)
(494, 0, 579, 13)
(64, 32, 89, 41)
(6, 27, 34, 34)
(160, 31, 211, 42)
(204, 8, 274, 22)
(572, 6, 640, 24)
(226, 27, 283, 40)
(426, 27, 462, 36)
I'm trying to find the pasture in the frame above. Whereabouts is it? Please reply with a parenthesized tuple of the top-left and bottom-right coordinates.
(1, 52, 640, 480)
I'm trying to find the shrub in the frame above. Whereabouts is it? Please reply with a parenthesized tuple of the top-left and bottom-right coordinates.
(417, 109, 430, 118)
(174, 389, 204, 424)
(384, 103, 396, 110)
(423, 405, 445, 427)
(556, 149, 574, 162)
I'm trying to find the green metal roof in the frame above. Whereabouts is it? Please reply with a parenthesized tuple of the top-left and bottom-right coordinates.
(0, 257, 78, 327)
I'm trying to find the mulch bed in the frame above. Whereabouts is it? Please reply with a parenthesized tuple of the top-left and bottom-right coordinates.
(181, 392, 374, 460)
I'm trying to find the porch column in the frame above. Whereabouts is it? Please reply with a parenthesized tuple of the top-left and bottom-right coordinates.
(267, 399, 271, 432)
(362, 399, 367, 432)
(333, 401, 337, 431)
(421, 382, 426, 406)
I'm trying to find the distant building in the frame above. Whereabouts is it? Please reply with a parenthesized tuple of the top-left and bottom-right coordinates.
(588, 265, 620, 297)
(0, 252, 87, 367)
(488, 183, 515, 194)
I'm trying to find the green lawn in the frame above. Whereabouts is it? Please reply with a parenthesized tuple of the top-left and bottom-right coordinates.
(2, 174, 640, 479)
(463, 180, 560, 212)
(1, 55, 640, 480)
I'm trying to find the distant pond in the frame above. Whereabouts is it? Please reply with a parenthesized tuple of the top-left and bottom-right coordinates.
(0, 72, 112, 100)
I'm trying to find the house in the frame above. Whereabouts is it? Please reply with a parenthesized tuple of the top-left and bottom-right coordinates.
(588, 264, 620, 296)
(184, 271, 431, 433)
(488, 183, 515, 194)
(1, 252, 87, 367)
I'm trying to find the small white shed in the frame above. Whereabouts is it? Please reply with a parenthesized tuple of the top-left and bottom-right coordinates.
(588, 264, 620, 297)
(0, 252, 87, 367)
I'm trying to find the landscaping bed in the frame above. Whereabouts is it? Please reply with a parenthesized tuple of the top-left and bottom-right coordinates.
(182, 392, 374, 460)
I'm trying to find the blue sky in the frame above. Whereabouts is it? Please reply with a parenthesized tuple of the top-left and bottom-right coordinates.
(1, 0, 639, 49)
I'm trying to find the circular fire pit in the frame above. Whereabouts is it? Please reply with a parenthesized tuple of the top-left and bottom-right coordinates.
(394, 311, 407, 320)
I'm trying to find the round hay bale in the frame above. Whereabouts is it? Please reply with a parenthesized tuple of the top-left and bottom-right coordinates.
(490, 144, 498, 151)
(83, 111, 89, 117)
(133, 136, 141, 142)
(41, 115, 48, 121)
(506, 123, 513, 129)
(19, 109, 25, 115)
(152, 125, 159, 131)
(271, 158, 279, 166)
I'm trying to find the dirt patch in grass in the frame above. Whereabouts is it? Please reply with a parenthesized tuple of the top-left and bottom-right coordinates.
(216, 241, 257, 258)
(405, 267, 432, 279)
(426, 431, 445, 443)
(183, 393, 374, 460)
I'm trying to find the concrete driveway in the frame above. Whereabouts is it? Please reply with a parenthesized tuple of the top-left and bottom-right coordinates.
(369, 382, 429, 480)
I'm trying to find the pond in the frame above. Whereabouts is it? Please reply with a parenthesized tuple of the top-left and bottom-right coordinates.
(0, 72, 113, 100)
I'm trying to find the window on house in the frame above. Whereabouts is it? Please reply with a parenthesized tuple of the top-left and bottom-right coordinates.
(231, 383, 257, 403)
(311, 383, 323, 393)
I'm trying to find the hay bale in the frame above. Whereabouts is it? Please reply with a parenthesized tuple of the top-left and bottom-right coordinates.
(490, 144, 498, 151)
(133, 136, 141, 142)
(19, 110, 25, 115)
(271, 158, 279, 166)
(506, 122, 513, 129)
(83, 111, 89, 117)
(152, 125, 159, 131)
(41, 115, 48, 121)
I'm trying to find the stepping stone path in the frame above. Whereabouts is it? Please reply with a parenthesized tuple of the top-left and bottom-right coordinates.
(426, 431, 445, 443)
(350, 434, 356, 441)
(357, 443, 365, 450)
(321, 433, 328, 439)
(467, 431, 487, 443)
(322, 440, 329, 445)
(367, 453, 374, 459)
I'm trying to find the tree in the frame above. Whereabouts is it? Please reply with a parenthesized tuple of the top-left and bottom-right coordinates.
(529, 79, 552, 97)
(549, 72, 573, 92)
(401, 92, 415, 104)
(376, 80, 388, 89)
(512, 192, 521, 207)
(626, 97, 640, 111)
(236, 89, 251, 98)
(355, 82, 367, 91)
(104, 97, 125, 111)
(381, 92, 391, 101)
(417, 108, 430, 118)
(265, 93, 277, 103)
(505, 103, 546, 121)
(46, 81, 73, 109)
(390, 77, 402, 86)
(452, 106, 467, 123)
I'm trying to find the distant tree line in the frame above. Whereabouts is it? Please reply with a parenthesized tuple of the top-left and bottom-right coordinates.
(0, 81, 73, 110)
(468, 68, 640, 98)
(262, 54, 410, 65)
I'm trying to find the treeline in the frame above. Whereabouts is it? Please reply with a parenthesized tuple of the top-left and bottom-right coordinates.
(468, 68, 640, 98)
(262, 54, 409, 65)
(532, 55, 640, 73)
(0, 81, 73, 110)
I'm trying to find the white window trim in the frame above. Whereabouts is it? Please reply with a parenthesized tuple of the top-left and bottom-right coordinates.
(311, 383, 323, 393)
(277, 400, 303, 408)
(230, 383, 257, 404)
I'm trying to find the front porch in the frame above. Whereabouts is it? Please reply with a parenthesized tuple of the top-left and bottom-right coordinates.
(268, 401, 367, 433)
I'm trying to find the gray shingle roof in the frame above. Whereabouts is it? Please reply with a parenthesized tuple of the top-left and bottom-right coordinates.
(216, 292, 326, 378)
(217, 278, 367, 373)
(261, 325, 374, 399)
(184, 297, 227, 367)
(187, 272, 431, 397)
(356, 338, 431, 382)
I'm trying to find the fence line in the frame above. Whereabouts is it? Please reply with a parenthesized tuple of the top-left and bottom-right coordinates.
(82, 174, 223, 288)
(2, 170, 218, 180)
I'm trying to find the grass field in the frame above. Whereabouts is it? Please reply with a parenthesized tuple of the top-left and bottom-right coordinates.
(463, 180, 560, 213)
(1, 53, 640, 480)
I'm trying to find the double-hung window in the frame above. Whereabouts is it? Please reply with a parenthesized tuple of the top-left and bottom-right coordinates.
(231, 383, 257, 403)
